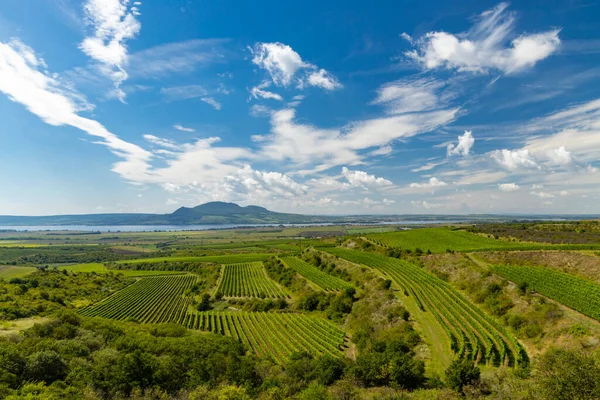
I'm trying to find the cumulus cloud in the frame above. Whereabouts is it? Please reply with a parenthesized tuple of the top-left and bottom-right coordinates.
(80, 0, 142, 101)
(251, 42, 341, 91)
(447, 130, 475, 157)
(491, 149, 540, 171)
(409, 177, 448, 188)
(341, 167, 392, 187)
(546, 146, 572, 165)
(218, 165, 308, 201)
(498, 183, 520, 192)
(405, 2, 560, 74)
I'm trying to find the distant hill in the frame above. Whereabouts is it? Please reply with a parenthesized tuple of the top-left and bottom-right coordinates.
(0, 202, 333, 226)
(0, 202, 595, 227)
(168, 201, 322, 224)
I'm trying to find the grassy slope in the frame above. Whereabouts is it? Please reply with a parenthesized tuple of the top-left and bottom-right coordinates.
(322, 249, 452, 376)
(0, 265, 37, 279)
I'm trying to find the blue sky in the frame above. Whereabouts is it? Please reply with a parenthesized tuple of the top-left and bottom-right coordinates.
(1, 0, 599, 215)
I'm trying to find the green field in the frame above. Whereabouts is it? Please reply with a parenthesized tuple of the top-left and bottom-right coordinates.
(281, 256, 352, 291)
(183, 311, 346, 365)
(326, 248, 527, 369)
(115, 253, 272, 265)
(79, 275, 197, 323)
(216, 262, 288, 298)
(492, 265, 600, 321)
(0, 265, 37, 279)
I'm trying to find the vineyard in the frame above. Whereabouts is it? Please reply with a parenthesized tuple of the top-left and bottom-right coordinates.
(492, 264, 600, 321)
(325, 248, 527, 367)
(115, 253, 271, 265)
(78, 275, 196, 324)
(182, 311, 346, 365)
(280, 256, 352, 291)
(216, 262, 288, 298)
(366, 229, 522, 253)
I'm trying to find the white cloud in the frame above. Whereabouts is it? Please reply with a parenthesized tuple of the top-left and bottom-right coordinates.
(372, 77, 446, 114)
(173, 124, 195, 133)
(560, 190, 569, 196)
(249, 104, 271, 117)
(411, 200, 441, 209)
(498, 183, 520, 192)
(447, 130, 475, 157)
(306, 177, 351, 192)
(160, 87, 221, 109)
(166, 198, 179, 205)
(80, 0, 141, 101)
(547, 146, 572, 165)
(491, 149, 540, 171)
(412, 160, 446, 172)
(307, 69, 342, 90)
(260, 107, 458, 171)
(250, 81, 283, 101)
(405, 3, 560, 74)
(370, 146, 394, 156)
(409, 177, 448, 188)
(217, 165, 308, 201)
(0, 39, 151, 180)
(530, 190, 555, 198)
(128, 39, 227, 78)
(144, 134, 179, 150)
(251, 42, 306, 86)
(251, 42, 341, 91)
(161, 85, 207, 101)
(341, 167, 392, 187)
(200, 97, 221, 110)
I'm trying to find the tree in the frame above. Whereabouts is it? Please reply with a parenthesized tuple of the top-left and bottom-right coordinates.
(314, 355, 345, 385)
(445, 359, 480, 393)
(0, 343, 25, 388)
(25, 351, 68, 384)
(297, 382, 332, 400)
(197, 293, 212, 311)
(536, 348, 600, 400)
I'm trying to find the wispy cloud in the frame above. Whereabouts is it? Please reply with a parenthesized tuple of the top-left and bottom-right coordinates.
(173, 124, 195, 133)
(128, 39, 228, 78)
(0, 39, 151, 180)
(79, 0, 142, 102)
(200, 97, 222, 110)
